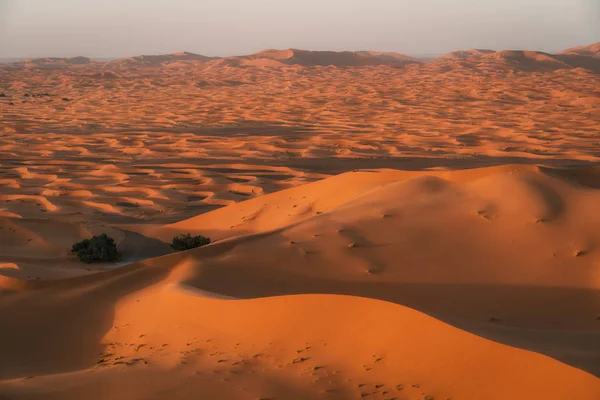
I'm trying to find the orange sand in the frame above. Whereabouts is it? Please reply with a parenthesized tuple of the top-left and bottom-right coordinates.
(0, 43, 599, 399)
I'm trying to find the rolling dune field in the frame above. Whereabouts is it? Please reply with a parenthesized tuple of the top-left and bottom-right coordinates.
(0, 44, 599, 399)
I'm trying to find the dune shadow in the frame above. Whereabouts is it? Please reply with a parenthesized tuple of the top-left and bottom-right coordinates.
(521, 176, 566, 219)
(0, 258, 172, 379)
(117, 229, 174, 262)
(539, 166, 600, 189)
(130, 153, 600, 176)
(181, 262, 600, 377)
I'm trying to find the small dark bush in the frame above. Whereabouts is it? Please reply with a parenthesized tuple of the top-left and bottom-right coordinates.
(171, 233, 211, 251)
(71, 233, 120, 263)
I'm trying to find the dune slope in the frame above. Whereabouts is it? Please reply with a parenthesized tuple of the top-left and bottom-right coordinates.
(0, 259, 598, 400)
(1, 165, 599, 399)
(130, 165, 600, 375)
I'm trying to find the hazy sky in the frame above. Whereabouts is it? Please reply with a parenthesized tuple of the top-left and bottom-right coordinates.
(0, 0, 598, 58)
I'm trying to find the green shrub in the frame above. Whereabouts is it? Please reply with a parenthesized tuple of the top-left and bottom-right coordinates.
(171, 233, 211, 251)
(71, 233, 120, 263)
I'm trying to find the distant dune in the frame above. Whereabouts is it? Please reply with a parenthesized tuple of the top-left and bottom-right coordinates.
(242, 48, 422, 67)
(1, 56, 95, 70)
(2, 42, 599, 72)
(482, 50, 574, 71)
(113, 52, 220, 67)
(560, 42, 600, 57)
(479, 50, 600, 72)
(439, 48, 496, 59)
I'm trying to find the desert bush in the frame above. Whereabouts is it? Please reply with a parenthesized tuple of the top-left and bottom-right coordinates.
(71, 233, 120, 263)
(171, 233, 211, 251)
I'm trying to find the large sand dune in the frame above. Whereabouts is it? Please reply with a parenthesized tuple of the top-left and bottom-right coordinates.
(1, 43, 599, 399)
(1, 166, 599, 399)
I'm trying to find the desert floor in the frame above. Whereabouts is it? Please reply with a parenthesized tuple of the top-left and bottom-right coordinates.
(0, 47, 599, 399)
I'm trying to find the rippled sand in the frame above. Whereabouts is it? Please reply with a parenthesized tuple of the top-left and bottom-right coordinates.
(0, 45, 599, 400)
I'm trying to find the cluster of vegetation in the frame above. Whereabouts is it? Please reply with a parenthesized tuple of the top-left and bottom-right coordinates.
(71, 232, 211, 263)
(71, 233, 120, 263)
(171, 233, 211, 251)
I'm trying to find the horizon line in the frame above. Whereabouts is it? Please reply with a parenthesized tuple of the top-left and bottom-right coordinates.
(1, 41, 597, 62)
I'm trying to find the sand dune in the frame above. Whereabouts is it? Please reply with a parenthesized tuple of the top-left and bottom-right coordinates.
(560, 42, 600, 57)
(439, 48, 496, 59)
(1, 166, 600, 399)
(1, 56, 96, 71)
(3, 42, 598, 72)
(245, 49, 422, 67)
(356, 51, 422, 64)
(114, 52, 219, 67)
(1, 285, 597, 399)
(1, 43, 600, 399)
(431, 47, 600, 72)
(480, 50, 600, 72)
(150, 166, 600, 292)
(132, 165, 600, 372)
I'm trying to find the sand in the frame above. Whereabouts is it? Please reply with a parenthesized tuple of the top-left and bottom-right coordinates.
(0, 43, 599, 399)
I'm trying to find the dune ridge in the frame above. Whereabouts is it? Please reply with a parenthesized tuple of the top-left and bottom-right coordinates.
(1, 286, 598, 399)
(560, 42, 600, 57)
(1, 165, 600, 399)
